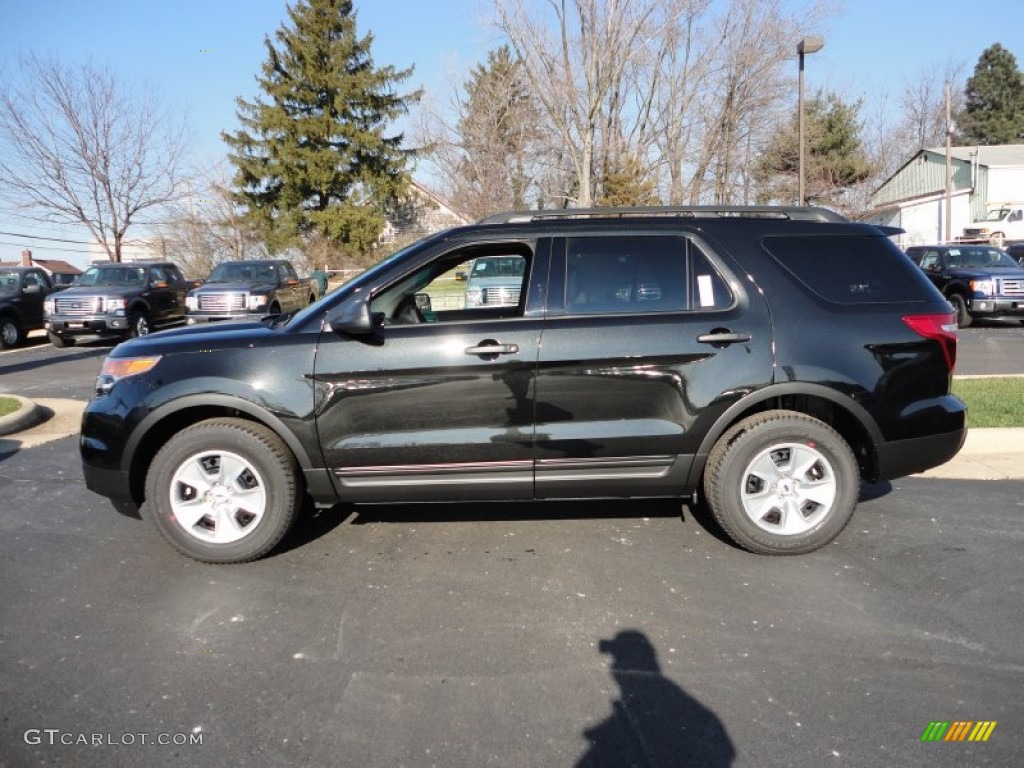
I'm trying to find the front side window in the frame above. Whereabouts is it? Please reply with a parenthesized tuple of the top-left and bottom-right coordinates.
(370, 244, 532, 325)
(564, 235, 731, 314)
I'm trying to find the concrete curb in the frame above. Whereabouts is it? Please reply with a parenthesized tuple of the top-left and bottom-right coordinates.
(0, 395, 46, 436)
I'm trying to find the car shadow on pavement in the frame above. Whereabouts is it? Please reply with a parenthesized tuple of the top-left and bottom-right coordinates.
(577, 629, 735, 767)
(347, 497, 685, 525)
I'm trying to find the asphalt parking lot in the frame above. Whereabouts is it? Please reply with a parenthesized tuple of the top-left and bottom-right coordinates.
(0, 327, 1022, 767)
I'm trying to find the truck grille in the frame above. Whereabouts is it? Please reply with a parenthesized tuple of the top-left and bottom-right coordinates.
(198, 293, 246, 312)
(1000, 279, 1024, 296)
(55, 296, 102, 316)
(481, 286, 521, 306)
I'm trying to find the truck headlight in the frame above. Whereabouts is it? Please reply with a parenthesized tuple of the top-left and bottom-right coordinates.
(464, 289, 482, 307)
(246, 294, 267, 310)
(970, 279, 995, 296)
(185, 296, 198, 311)
(103, 296, 128, 314)
(43, 298, 55, 314)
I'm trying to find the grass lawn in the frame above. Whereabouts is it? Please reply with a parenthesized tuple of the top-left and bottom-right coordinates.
(0, 396, 21, 418)
(952, 377, 1024, 428)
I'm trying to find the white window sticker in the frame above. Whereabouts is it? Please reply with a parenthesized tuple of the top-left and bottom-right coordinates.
(697, 274, 715, 307)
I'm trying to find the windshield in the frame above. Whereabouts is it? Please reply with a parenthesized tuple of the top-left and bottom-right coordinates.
(206, 262, 278, 283)
(949, 247, 1021, 269)
(77, 266, 147, 286)
(0, 271, 21, 294)
(984, 208, 1011, 221)
(283, 231, 453, 330)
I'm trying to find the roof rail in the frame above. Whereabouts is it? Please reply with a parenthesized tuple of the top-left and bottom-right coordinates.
(477, 205, 847, 225)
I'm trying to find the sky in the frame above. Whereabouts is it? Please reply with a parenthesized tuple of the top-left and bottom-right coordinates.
(1, 0, 1022, 268)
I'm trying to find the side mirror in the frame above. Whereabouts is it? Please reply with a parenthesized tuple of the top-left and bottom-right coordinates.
(23, 284, 42, 294)
(329, 297, 378, 335)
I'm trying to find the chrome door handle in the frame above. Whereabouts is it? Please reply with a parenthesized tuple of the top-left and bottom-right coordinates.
(465, 343, 519, 356)
(697, 331, 751, 346)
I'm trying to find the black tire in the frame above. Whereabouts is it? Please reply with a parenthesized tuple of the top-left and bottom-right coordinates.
(949, 294, 972, 328)
(143, 417, 301, 563)
(129, 312, 151, 338)
(703, 410, 859, 555)
(47, 331, 75, 348)
(0, 315, 23, 349)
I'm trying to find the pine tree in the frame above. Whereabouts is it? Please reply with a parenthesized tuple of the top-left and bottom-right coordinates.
(222, 0, 419, 256)
(958, 43, 1024, 145)
(753, 92, 873, 208)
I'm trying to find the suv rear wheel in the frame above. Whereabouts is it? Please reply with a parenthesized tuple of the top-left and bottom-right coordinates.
(143, 418, 301, 563)
(703, 411, 858, 555)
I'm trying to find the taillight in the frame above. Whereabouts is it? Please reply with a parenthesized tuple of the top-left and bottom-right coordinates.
(902, 313, 957, 372)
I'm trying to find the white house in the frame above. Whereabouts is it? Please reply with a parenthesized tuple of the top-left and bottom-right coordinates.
(862, 144, 1024, 247)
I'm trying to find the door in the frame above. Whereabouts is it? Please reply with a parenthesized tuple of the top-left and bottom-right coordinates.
(314, 239, 549, 503)
(533, 234, 773, 498)
(20, 270, 48, 326)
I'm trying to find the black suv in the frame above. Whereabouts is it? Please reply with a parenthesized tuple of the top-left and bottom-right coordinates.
(81, 207, 966, 563)
(44, 261, 188, 346)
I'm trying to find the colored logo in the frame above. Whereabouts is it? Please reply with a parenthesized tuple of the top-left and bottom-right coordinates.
(921, 721, 997, 742)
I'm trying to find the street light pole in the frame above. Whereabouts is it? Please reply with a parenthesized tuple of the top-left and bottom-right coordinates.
(797, 36, 824, 206)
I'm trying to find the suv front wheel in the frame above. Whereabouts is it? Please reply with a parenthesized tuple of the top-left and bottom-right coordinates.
(143, 418, 301, 563)
(703, 411, 858, 555)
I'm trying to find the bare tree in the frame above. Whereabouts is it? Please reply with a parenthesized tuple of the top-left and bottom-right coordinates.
(156, 165, 267, 279)
(494, 0, 665, 207)
(0, 55, 187, 262)
(896, 61, 966, 152)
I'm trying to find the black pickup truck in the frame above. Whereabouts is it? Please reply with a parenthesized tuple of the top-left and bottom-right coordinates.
(905, 244, 1024, 327)
(185, 260, 318, 324)
(0, 266, 60, 348)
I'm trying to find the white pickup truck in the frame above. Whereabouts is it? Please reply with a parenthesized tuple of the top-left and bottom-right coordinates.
(960, 203, 1024, 247)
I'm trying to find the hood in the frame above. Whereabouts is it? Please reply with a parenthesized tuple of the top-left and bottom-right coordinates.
(190, 281, 275, 295)
(111, 320, 275, 356)
(947, 265, 1024, 280)
(56, 284, 149, 299)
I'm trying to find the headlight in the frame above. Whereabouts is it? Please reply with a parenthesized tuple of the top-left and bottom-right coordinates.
(185, 296, 198, 310)
(465, 289, 482, 307)
(103, 296, 127, 313)
(247, 294, 268, 310)
(94, 356, 161, 396)
(43, 298, 55, 314)
(970, 279, 995, 296)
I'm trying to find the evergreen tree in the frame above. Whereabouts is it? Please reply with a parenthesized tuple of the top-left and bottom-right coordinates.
(222, 0, 419, 256)
(958, 43, 1024, 145)
(753, 92, 873, 208)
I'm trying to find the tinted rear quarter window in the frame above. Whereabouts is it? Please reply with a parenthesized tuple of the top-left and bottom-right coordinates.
(763, 235, 932, 304)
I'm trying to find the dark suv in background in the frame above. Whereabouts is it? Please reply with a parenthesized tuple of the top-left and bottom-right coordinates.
(44, 261, 189, 346)
(80, 207, 966, 563)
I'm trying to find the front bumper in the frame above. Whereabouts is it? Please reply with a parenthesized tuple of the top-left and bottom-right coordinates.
(46, 314, 128, 336)
(186, 313, 259, 324)
(967, 298, 1024, 318)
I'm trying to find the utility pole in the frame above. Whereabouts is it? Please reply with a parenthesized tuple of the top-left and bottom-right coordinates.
(944, 81, 953, 243)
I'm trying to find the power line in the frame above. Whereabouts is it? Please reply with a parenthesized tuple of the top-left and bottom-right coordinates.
(0, 239, 95, 254)
(0, 229, 96, 245)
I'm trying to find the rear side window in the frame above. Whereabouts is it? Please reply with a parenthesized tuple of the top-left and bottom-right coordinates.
(565, 235, 732, 314)
(764, 235, 932, 304)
